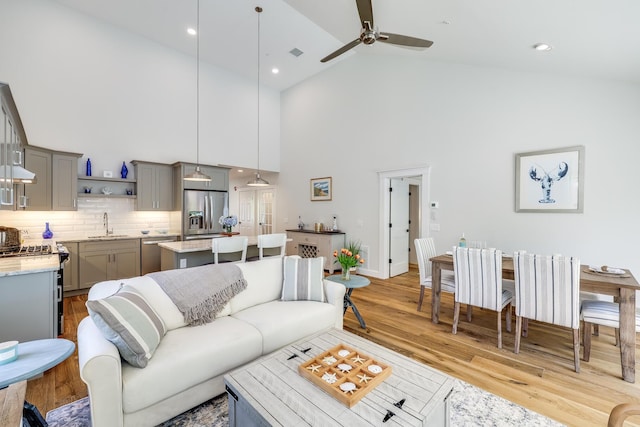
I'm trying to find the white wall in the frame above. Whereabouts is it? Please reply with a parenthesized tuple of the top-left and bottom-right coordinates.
(279, 55, 640, 277)
(0, 0, 280, 175)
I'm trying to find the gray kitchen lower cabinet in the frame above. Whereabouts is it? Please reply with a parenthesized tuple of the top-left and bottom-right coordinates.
(0, 270, 57, 342)
(61, 242, 79, 291)
(78, 240, 141, 289)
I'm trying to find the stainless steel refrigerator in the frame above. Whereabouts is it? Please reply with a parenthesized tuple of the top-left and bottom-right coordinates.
(183, 190, 228, 239)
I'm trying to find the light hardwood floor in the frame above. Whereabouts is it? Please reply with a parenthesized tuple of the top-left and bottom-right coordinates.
(26, 266, 640, 426)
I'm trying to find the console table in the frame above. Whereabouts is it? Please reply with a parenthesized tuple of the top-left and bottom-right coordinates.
(286, 230, 345, 273)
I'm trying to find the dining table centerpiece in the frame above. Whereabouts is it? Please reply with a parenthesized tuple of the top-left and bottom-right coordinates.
(218, 215, 238, 234)
(333, 240, 365, 280)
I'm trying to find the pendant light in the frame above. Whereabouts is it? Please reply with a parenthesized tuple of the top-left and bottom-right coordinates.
(247, 6, 269, 187)
(184, 0, 211, 182)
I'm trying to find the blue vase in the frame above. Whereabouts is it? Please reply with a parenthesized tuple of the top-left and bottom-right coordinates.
(121, 162, 128, 179)
(86, 158, 92, 176)
(42, 222, 53, 239)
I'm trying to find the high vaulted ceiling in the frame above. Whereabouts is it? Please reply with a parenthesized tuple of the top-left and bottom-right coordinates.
(53, 0, 640, 90)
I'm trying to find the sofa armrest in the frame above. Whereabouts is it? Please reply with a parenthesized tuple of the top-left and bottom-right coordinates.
(324, 279, 346, 329)
(77, 316, 125, 427)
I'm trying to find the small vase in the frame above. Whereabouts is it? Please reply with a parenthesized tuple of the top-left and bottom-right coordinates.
(225, 226, 233, 233)
(86, 158, 92, 176)
(42, 222, 53, 239)
(341, 267, 350, 281)
(120, 162, 128, 179)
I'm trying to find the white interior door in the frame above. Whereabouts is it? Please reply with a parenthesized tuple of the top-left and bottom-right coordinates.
(389, 178, 410, 277)
(257, 188, 274, 234)
(237, 188, 275, 235)
(237, 189, 255, 235)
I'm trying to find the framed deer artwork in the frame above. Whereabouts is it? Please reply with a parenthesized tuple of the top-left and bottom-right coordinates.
(515, 146, 585, 213)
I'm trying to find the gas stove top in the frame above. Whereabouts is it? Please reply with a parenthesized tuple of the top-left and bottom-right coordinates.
(0, 244, 53, 258)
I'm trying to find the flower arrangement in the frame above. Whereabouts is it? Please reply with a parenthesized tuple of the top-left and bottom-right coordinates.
(333, 240, 365, 280)
(218, 215, 238, 233)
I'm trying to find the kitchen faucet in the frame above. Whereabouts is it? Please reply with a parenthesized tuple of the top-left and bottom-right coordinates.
(103, 212, 112, 235)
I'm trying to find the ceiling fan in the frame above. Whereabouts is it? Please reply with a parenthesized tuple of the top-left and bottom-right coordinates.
(320, 0, 433, 63)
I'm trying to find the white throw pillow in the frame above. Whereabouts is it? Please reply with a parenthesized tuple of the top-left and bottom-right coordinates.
(281, 256, 325, 302)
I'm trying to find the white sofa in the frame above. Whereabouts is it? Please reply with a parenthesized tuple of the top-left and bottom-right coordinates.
(77, 257, 346, 427)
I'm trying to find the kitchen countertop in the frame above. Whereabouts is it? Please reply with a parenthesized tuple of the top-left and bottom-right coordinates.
(55, 231, 180, 243)
(0, 255, 60, 277)
(159, 236, 260, 253)
(285, 229, 344, 234)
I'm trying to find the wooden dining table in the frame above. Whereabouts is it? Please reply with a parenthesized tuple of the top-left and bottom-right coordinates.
(430, 253, 640, 383)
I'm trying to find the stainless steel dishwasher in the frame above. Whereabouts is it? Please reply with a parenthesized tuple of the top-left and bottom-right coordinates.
(141, 236, 177, 274)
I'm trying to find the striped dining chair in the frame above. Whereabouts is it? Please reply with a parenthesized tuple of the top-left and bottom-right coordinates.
(452, 247, 513, 349)
(414, 238, 456, 312)
(513, 252, 581, 372)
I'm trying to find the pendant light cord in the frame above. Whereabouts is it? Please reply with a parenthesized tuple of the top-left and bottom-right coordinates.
(196, 0, 200, 167)
(256, 6, 262, 175)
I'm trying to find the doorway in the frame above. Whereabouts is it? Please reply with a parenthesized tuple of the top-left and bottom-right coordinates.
(378, 167, 431, 279)
(237, 187, 276, 236)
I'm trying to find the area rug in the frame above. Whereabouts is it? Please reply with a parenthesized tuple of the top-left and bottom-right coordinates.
(46, 379, 563, 426)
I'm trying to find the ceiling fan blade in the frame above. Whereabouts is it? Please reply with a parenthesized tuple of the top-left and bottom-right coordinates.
(355, 0, 374, 29)
(320, 39, 362, 63)
(378, 32, 433, 48)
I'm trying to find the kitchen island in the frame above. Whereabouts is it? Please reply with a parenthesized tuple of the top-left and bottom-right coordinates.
(159, 236, 260, 270)
(0, 255, 60, 342)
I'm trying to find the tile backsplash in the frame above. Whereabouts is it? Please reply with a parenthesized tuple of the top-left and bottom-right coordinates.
(0, 198, 180, 242)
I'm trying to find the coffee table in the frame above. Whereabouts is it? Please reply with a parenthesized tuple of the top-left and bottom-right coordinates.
(224, 329, 454, 426)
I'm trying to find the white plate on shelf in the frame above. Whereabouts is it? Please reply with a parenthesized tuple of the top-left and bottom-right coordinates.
(588, 266, 625, 275)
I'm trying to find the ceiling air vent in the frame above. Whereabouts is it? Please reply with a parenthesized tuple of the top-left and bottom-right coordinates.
(289, 48, 304, 57)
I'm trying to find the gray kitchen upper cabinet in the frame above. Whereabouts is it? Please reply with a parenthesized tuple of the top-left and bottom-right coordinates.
(23, 146, 52, 210)
(132, 161, 173, 211)
(52, 153, 79, 210)
(21, 146, 80, 211)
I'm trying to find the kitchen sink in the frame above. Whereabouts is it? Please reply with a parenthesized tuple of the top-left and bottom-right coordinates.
(87, 234, 130, 239)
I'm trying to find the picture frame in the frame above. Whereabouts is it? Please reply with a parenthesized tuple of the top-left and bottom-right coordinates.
(103, 171, 113, 178)
(310, 177, 332, 201)
(515, 145, 585, 213)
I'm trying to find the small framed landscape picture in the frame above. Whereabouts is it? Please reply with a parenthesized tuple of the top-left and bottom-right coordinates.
(515, 145, 585, 213)
(310, 177, 332, 201)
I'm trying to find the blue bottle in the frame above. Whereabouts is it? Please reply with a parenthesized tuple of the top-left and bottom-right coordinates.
(121, 162, 128, 179)
(86, 158, 92, 176)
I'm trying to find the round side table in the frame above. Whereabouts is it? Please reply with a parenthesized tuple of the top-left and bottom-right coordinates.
(326, 274, 370, 329)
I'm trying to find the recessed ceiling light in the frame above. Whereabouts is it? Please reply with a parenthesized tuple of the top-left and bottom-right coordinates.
(533, 43, 552, 51)
(187, 28, 196, 36)
(271, 68, 279, 74)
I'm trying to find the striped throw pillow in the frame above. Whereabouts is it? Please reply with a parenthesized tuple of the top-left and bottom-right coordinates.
(281, 256, 326, 302)
(86, 284, 167, 368)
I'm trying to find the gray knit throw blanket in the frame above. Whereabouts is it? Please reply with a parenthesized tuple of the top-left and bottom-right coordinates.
(147, 263, 247, 326)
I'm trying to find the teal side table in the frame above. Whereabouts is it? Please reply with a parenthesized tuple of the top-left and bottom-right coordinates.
(326, 274, 370, 329)
(0, 338, 75, 427)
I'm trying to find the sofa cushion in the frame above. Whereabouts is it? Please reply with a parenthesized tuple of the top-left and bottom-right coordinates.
(232, 300, 337, 354)
(281, 256, 325, 302)
(121, 316, 263, 413)
(86, 285, 167, 368)
(230, 257, 283, 314)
